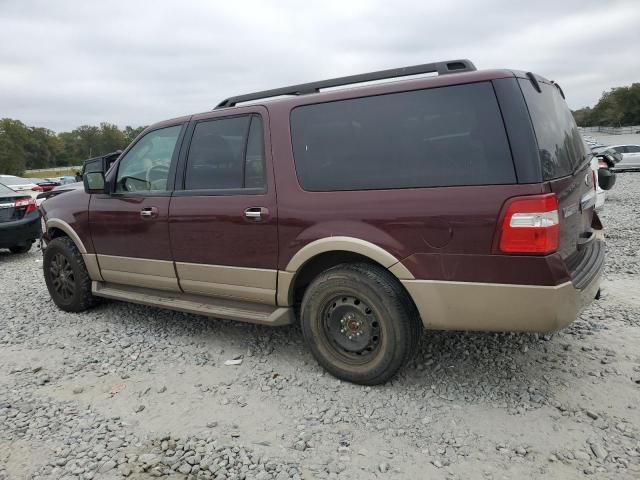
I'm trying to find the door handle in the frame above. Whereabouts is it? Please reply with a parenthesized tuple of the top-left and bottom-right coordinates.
(140, 207, 158, 218)
(244, 207, 269, 221)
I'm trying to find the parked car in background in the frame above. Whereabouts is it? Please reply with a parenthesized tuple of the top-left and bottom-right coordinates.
(0, 182, 40, 253)
(36, 181, 83, 205)
(36, 151, 122, 206)
(593, 144, 640, 172)
(583, 135, 607, 151)
(33, 178, 62, 192)
(0, 175, 42, 199)
(40, 60, 604, 384)
(58, 176, 78, 185)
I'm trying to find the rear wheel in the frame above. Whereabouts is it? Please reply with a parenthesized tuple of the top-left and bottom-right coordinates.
(43, 236, 99, 312)
(300, 263, 421, 385)
(9, 242, 32, 254)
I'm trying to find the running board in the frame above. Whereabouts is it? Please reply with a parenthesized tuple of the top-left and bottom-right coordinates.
(92, 282, 294, 326)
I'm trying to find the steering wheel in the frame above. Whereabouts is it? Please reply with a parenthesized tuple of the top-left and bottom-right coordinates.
(146, 164, 169, 190)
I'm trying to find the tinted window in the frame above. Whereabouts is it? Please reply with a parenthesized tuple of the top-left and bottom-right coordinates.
(185, 115, 265, 190)
(613, 146, 626, 154)
(290, 82, 515, 191)
(519, 79, 586, 180)
(245, 116, 266, 189)
(116, 126, 181, 193)
(624, 145, 640, 153)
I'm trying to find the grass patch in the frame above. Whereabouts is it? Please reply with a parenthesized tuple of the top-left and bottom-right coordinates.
(23, 167, 80, 179)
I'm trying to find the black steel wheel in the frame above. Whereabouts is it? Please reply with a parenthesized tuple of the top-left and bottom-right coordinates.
(43, 236, 99, 312)
(49, 252, 76, 301)
(321, 295, 382, 364)
(301, 263, 422, 385)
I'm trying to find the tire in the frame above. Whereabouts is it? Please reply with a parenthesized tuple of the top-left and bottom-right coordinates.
(9, 242, 32, 254)
(43, 236, 99, 312)
(300, 263, 422, 385)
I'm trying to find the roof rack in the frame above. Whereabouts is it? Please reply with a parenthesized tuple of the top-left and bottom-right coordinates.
(215, 59, 476, 109)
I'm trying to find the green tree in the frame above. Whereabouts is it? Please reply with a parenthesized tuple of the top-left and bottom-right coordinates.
(124, 125, 146, 145)
(574, 83, 640, 127)
(0, 118, 29, 175)
(0, 119, 148, 172)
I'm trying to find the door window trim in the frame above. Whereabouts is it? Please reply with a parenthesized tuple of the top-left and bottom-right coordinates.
(104, 122, 188, 198)
(174, 111, 269, 197)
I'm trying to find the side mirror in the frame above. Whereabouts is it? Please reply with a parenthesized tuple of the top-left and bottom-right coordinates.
(82, 155, 110, 194)
(84, 171, 106, 194)
(597, 168, 616, 191)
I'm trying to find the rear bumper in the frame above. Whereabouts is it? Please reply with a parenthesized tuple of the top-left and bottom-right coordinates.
(402, 253, 603, 333)
(0, 213, 41, 248)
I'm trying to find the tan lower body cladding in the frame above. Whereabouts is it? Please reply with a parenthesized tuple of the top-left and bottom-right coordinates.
(95, 255, 277, 304)
(97, 255, 180, 292)
(175, 262, 277, 304)
(402, 274, 600, 332)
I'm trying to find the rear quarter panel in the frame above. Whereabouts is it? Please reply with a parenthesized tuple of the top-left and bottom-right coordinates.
(267, 99, 567, 285)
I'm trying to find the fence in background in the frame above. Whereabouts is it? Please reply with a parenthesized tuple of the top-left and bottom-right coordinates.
(579, 126, 640, 135)
(25, 166, 81, 174)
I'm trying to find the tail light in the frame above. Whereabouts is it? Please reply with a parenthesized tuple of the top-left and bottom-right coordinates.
(31, 185, 44, 192)
(498, 194, 559, 255)
(15, 197, 37, 214)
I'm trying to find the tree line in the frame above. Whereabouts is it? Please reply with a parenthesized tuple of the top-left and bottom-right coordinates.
(572, 83, 640, 127)
(0, 119, 146, 176)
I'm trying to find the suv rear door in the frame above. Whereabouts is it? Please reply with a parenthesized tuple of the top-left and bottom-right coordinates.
(518, 78, 600, 282)
(89, 123, 186, 291)
(169, 107, 278, 304)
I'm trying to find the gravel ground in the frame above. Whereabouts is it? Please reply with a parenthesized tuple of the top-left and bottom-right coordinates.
(1, 175, 639, 480)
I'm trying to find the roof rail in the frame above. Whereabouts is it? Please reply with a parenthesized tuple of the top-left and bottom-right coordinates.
(215, 59, 476, 109)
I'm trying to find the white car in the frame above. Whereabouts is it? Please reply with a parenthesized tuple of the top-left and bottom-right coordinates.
(0, 175, 41, 199)
(590, 157, 606, 211)
(593, 144, 640, 171)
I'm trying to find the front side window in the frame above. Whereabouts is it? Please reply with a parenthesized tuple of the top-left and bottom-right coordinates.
(184, 115, 265, 191)
(290, 82, 515, 191)
(115, 125, 182, 193)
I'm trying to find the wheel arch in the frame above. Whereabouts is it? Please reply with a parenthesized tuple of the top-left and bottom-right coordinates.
(45, 219, 103, 281)
(46, 219, 87, 254)
(277, 237, 414, 307)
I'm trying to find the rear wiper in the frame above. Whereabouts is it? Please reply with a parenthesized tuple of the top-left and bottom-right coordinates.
(551, 80, 565, 99)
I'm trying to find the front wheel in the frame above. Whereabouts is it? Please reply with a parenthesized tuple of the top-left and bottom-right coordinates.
(300, 263, 422, 385)
(43, 236, 99, 312)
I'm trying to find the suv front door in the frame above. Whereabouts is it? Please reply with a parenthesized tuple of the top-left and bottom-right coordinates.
(169, 108, 278, 304)
(90, 123, 186, 291)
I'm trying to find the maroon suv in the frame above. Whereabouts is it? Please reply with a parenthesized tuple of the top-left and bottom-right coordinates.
(40, 59, 603, 384)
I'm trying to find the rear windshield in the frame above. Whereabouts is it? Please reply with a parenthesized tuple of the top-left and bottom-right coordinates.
(0, 176, 30, 186)
(518, 79, 586, 180)
(0, 183, 15, 195)
(290, 82, 516, 191)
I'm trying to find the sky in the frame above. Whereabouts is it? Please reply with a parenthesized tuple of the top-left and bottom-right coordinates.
(0, 0, 639, 132)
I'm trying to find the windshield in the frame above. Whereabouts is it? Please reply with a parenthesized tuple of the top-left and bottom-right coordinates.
(519, 79, 586, 180)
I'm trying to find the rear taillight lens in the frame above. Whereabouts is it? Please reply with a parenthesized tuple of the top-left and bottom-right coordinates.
(15, 197, 37, 214)
(498, 194, 559, 255)
(31, 185, 44, 192)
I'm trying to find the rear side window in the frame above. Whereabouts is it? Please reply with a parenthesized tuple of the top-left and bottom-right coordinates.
(290, 82, 515, 191)
(518, 79, 586, 180)
(185, 115, 265, 191)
